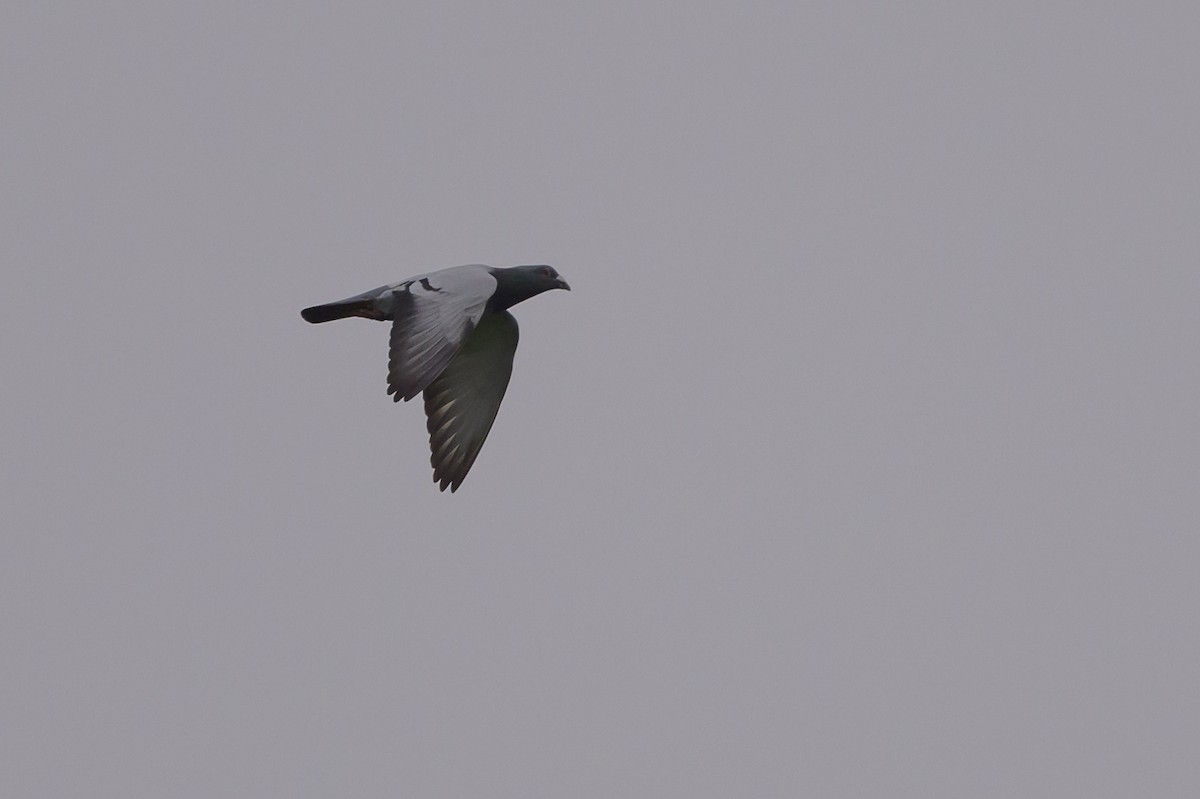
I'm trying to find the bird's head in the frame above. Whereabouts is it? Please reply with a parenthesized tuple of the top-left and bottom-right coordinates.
(514, 264, 570, 292)
(488, 264, 570, 309)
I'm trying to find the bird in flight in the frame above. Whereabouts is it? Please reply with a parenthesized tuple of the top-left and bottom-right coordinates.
(302, 264, 570, 491)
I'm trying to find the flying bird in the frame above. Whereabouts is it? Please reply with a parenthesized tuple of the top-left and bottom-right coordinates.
(302, 264, 570, 492)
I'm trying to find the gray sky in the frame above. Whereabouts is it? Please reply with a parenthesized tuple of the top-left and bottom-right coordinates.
(3, 2, 1198, 797)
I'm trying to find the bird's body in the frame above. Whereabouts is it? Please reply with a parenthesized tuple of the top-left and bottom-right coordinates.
(302, 264, 569, 492)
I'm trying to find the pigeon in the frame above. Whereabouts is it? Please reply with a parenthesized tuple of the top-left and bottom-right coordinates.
(302, 264, 570, 492)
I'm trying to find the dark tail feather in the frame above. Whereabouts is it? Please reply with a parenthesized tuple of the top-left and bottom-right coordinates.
(301, 300, 374, 324)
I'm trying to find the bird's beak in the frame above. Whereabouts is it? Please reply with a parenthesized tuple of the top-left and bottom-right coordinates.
(556, 278, 571, 291)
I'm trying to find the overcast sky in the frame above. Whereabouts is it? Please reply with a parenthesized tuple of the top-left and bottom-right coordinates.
(3, 2, 1198, 797)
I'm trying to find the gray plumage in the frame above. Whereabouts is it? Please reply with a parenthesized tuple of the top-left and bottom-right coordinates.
(302, 264, 570, 492)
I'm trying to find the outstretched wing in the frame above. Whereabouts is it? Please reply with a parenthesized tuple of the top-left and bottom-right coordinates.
(387, 265, 497, 401)
(422, 310, 520, 492)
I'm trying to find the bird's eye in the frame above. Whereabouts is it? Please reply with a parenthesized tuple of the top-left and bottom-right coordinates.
(540, 267, 552, 277)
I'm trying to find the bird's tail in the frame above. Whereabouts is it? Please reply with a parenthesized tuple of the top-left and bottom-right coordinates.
(300, 299, 376, 324)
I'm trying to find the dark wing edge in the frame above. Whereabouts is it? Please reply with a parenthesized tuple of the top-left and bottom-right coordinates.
(422, 311, 520, 492)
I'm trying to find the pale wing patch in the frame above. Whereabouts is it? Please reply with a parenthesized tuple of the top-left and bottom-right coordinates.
(385, 265, 497, 401)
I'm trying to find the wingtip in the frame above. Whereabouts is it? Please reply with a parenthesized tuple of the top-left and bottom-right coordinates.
(432, 470, 463, 493)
